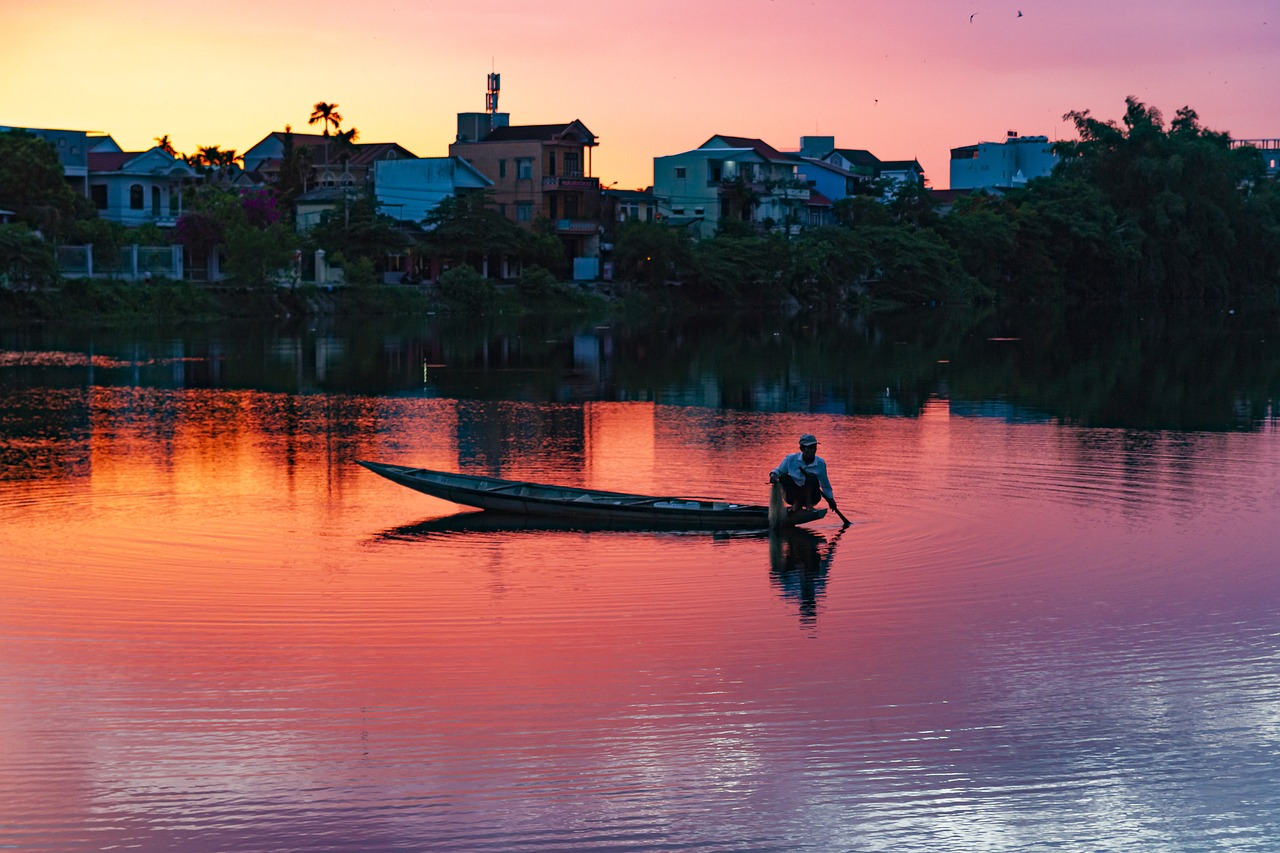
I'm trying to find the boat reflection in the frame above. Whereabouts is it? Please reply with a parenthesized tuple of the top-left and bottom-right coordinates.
(769, 526, 847, 626)
(374, 512, 773, 540)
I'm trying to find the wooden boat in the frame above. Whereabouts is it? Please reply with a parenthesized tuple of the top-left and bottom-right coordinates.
(357, 461, 827, 529)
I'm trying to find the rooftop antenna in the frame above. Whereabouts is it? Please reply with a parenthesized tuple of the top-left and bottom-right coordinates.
(486, 68, 500, 127)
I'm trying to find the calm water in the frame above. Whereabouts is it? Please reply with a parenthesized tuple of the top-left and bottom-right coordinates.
(2, 311, 1279, 851)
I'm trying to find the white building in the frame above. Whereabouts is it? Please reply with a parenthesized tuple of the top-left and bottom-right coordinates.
(950, 134, 1058, 190)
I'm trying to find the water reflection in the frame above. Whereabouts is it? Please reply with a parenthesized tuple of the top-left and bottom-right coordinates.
(769, 526, 846, 627)
(3, 303, 1277, 430)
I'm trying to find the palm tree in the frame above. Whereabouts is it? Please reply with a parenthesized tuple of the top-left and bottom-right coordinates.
(154, 134, 177, 157)
(308, 102, 343, 137)
(333, 127, 360, 228)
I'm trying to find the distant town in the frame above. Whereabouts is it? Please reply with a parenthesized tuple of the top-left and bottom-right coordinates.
(3, 77, 1278, 307)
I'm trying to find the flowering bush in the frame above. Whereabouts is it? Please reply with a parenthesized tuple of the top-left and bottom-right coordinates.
(241, 189, 282, 228)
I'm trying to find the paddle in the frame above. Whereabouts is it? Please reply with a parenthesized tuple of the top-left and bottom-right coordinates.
(829, 502, 852, 527)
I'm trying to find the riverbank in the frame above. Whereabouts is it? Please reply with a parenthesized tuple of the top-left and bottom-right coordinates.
(0, 276, 617, 326)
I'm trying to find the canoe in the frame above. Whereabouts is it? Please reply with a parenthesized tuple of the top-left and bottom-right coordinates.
(357, 461, 827, 529)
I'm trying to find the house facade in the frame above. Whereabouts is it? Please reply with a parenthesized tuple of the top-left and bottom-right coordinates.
(87, 147, 198, 227)
(448, 117, 602, 263)
(950, 134, 1057, 190)
(652, 134, 810, 239)
(374, 157, 494, 224)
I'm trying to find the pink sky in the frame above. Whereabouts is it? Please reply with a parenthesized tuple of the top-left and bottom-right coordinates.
(3, 0, 1276, 189)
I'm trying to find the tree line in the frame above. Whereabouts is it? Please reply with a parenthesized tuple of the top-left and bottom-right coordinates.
(2, 97, 1278, 309)
(611, 98, 1280, 309)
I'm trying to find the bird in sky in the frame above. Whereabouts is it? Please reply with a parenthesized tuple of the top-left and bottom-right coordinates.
(1018, 10, 1023, 17)
(970, 13, 976, 22)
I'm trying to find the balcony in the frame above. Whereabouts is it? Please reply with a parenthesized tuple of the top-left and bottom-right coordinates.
(542, 175, 600, 191)
(556, 219, 599, 234)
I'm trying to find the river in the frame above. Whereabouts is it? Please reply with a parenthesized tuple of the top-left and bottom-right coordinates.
(2, 307, 1278, 851)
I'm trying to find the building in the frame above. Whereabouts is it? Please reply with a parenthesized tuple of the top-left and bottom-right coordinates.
(950, 133, 1057, 190)
(448, 115, 602, 266)
(241, 131, 417, 193)
(1232, 139, 1280, 179)
(87, 147, 198, 227)
(652, 134, 810, 239)
(373, 157, 494, 225)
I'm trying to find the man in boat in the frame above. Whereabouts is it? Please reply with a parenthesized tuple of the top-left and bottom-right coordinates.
(769, 434, 839, 514)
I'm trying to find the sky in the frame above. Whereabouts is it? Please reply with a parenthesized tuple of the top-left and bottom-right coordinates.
(3, 0, 1277, 190)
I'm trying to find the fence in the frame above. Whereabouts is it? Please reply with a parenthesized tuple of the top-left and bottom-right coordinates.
(56, 245, 185, 281)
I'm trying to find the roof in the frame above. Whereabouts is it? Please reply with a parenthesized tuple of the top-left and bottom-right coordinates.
(880, 159, 924, 173)
(793, 156, 858, 178)
(704, 135, 792, 164)
(257, 132, 418, 166)
(804, 189, 833, 207)
(88, 151, 136, 171)
(831, 148, 882, 169)
(480, 120, 597, 145)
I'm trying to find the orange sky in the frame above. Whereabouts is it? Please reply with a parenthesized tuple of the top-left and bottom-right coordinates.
(3, 0, 1276, 189)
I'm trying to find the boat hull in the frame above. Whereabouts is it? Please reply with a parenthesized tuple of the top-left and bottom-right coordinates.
(358, 461, 827, 530)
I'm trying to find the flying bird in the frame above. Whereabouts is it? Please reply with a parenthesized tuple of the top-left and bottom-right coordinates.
(1018, 10, 1023, 16)
(970, 13, 976, 22)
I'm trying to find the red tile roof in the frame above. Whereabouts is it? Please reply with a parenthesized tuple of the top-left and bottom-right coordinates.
(88, 151, 138, 171)
(707, 135, 792, 163)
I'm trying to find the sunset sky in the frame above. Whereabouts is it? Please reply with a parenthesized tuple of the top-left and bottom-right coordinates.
(3, 0, 1276, 190)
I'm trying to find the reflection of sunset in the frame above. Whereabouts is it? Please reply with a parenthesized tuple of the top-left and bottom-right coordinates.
(584, 402, 655, 492)
(4, 383, 1280, 851)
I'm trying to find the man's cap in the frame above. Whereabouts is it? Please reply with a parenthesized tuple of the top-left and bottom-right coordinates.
(798, 433, 818, 447)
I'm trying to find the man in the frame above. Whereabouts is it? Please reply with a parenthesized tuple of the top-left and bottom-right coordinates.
(769, 433, 838, 514)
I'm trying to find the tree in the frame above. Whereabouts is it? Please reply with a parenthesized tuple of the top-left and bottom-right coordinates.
(187, 145, 242, 180)
(0, 223, 58, 287)
(1053, 97, 1275, 299)
(611, 220, 695, 288)
(0, 130, 90, 241)
(308, 102, 343, 137)
(154, 135, 178, 156)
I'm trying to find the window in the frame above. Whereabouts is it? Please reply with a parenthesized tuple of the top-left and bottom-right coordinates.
(694, 208, 704, 215)
(564, 195, 578, 218)
(130, 184, 144, 210)
(151, 186, 161, 215)
(90, 185, 107, 209)
(517, 158, 533, 180)
(499, 159, 506, 178)
(564, 152, 580, 177)
(548, 153, 556, 176)
(673, 207, 685, 215)
(674, 167, 686, 179)
(516, 201, 532, 222)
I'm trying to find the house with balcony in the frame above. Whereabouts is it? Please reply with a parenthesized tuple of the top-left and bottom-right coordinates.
(87, 147, 198, 227)
(652, 134, 811, 239)
(950, 133, 1057, 190)
(448, 115, 602, 271)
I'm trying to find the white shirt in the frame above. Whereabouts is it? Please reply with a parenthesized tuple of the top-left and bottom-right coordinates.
(771, 451, 834, 501)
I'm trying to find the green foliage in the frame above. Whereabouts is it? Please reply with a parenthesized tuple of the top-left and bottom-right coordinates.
(1051, 97, 1278, 299)
(611, 221, 695, 288)
(340, 254, 378, 288)
(310, 196, 407, 265)
(0, 223, 58, 288)
(66, 217, 130, 268)
(855, 226, 988, 305)
(0, 130, 91, 240)
(689, 234, 790, 305)
(783, 227, 877, 308)
(437, 264, 496, 311)
(177, 187, 298, 288)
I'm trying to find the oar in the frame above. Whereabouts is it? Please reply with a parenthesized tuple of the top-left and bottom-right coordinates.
(829, 503, 852, 527)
